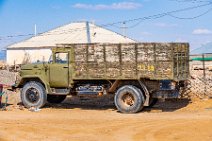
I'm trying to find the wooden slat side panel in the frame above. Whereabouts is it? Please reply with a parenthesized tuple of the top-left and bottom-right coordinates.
(69, 43, 189, 80)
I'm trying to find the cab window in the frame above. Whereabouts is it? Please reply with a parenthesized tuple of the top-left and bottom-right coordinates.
(55, 52, 68, 64)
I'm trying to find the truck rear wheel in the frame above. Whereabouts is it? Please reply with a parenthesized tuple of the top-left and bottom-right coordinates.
(21, 81, 47, 108)
(114, 85, 145, 113)
(47, 95, 67, 103)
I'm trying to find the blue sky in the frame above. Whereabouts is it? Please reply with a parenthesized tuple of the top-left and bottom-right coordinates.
(0, 0, 212, 51)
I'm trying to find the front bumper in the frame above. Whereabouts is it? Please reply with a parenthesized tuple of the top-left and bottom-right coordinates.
(6, 84, 18, 92)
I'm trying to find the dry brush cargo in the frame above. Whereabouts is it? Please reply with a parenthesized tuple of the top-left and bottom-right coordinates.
(13, 43, 189, 113)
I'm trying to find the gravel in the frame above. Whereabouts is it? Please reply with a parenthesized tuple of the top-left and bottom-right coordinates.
(0, 70, 16, 86)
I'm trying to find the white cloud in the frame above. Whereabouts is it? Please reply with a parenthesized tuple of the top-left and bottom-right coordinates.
(72, 2, 142, 10)
(154, 23, 178, 28)
(192, 29, 212, 35)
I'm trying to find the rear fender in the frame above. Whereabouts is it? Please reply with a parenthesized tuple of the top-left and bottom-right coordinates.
(138, 80, 150, 106)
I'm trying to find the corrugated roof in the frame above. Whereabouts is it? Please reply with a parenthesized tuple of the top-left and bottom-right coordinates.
(8, 21, 136, 49)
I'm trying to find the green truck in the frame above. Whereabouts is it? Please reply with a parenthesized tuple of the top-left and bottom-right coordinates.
(13, 43, 189, 113)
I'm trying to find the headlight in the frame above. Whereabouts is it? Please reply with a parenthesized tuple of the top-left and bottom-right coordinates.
(15, 72, 21, 84)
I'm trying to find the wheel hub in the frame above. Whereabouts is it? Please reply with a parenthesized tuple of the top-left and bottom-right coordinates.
(26, 88, 39, 103)
(122, 93, 135, 107)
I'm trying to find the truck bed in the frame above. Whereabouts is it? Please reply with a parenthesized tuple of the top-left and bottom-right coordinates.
(58, 43, 189, 81)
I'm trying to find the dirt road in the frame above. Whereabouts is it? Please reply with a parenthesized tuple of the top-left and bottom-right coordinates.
(0, 97, 212, 141)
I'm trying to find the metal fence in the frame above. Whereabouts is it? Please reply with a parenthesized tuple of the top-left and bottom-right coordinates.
(182, 53, 212, 98)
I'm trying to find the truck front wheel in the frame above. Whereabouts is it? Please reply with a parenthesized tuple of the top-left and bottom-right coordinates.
(21, 81, 47, 108)
(47, 95, 67, 103)
(114, 85, 145, 113)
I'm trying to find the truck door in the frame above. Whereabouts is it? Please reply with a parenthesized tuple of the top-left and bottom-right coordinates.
(49, 52, 69, 87)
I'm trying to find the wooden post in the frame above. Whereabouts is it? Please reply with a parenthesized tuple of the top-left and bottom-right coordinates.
(0, 84, 3, 107)
(202, 54, 206, 96)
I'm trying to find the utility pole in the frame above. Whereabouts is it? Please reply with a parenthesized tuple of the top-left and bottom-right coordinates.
(86, 21, 91, 43)
(34, 24, 37, 36)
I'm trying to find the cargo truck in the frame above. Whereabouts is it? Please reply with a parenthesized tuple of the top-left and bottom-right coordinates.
(13, 43, 189, 113)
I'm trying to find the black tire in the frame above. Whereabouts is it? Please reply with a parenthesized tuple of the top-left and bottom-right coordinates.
(114, 85, 145, 113)
(21, 81, 47, 108)
(147, 98, 158, 108)
(47, 95, 67, 103)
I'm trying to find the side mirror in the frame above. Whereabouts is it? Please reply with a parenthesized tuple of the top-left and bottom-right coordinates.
(48, 55, 53, 64)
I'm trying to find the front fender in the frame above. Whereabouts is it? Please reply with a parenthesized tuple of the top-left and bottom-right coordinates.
(16, 75, 51, 94)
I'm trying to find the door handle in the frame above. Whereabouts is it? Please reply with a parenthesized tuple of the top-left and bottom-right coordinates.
(33, 65, 38, 68)
(63, 66, 68, 68)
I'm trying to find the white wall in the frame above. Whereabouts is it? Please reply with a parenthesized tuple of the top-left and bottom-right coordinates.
(6, 48, 52, 65)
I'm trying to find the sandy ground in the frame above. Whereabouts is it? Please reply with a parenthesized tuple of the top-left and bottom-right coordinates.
(0, 56, 212, 141)
(0, 93, 212, 141)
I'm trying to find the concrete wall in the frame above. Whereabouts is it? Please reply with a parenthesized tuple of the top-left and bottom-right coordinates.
(6, 48, 52, 65)
(190, 61, 212, 70)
